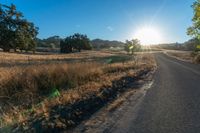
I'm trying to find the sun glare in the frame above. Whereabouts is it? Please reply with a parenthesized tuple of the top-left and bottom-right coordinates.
(134, 27, 163, 45)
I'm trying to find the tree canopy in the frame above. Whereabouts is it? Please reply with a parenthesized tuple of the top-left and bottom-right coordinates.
(0, 4, 38, 52)
(60, 33, 92, 53)
(187, 0, 200, 40)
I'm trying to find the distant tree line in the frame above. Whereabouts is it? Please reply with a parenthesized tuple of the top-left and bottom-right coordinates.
(153, 39, 200, 51)
(0, 4, 38, 52)
(154, 43, 184, 50)
(37, 38, 125, 51)
(91, 39, 124, 49)
(60, 33, 92, 53)
(36, 36, 61, 48)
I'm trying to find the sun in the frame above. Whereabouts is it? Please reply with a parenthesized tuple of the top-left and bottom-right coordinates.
(133, 26, 163, 45)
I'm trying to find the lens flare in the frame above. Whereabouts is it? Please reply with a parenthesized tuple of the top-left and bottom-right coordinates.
(134, 26, 163, 45)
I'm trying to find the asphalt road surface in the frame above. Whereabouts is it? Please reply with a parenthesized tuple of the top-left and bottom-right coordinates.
(111, 53, 200, 133)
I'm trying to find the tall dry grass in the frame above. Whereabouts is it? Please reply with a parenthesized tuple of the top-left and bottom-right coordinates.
(0, 53, 156, 130)
(0, 62, 103, 106)
(0, 51, 114, 64)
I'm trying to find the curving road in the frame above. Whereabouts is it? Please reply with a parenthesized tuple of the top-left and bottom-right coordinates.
(111, 53, 200, 133)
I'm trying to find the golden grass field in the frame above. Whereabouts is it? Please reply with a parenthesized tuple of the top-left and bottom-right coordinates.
(0, 50, 156, 132)
(0, 50, 115, 64)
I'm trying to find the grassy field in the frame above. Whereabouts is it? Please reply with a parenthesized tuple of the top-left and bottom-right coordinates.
(0, 50, 156, 132)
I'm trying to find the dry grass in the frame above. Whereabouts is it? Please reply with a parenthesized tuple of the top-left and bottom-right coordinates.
(193, 54, 200, 63)
(0, 51, 114, 64)
(165, 51, 193, 62)
(165, 50, 200, 63)
(0, 51, 156, 131)
(0, 63, 102, 106)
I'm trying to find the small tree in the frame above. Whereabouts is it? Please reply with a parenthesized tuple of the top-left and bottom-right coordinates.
(124, 39, 141, 55)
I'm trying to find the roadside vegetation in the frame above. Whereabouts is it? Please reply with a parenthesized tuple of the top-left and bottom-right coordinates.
(164, 50, 195, 63)
(186, 0, 200, 63)
(0, 51, 156, 132)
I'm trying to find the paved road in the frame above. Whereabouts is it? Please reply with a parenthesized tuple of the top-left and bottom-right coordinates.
(111, 53, 200, 133)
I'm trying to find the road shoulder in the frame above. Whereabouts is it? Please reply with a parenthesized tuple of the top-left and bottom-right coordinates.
(71, 70, 155, 133)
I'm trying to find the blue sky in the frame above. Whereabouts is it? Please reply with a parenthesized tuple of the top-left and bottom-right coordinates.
(1, 0, 195, 43)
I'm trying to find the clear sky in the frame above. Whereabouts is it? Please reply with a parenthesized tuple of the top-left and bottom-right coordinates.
(0, 0, 195, 43)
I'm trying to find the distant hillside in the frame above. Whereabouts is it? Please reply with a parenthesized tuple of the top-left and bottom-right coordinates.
(91, 39, 124, 49)
(36, 36, 61, 48)
(36, 37, 125, 51)
(153, 38, 200, 51)
(154, 43, 184, 50)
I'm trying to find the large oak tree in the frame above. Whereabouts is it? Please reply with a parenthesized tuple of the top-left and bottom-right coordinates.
(60, 33, 92, 53)
(0, 4, 38, 52)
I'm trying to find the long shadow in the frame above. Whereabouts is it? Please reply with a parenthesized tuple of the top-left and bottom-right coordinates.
(29, 69, 150, 133)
